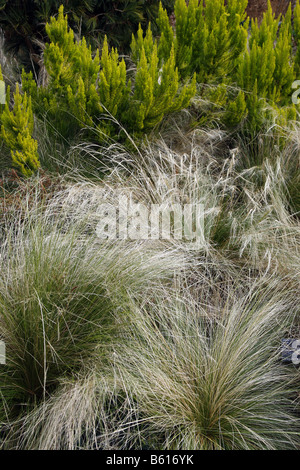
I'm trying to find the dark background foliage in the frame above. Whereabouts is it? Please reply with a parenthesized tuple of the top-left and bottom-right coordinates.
(0, 1, 297, 73)
(0, 0, 175, 71)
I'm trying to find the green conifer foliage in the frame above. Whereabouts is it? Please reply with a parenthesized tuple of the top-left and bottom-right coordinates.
(131, 23, 156, 63)
(237, 36, 276, 100)
(153, 0, 248, 83)
(237, 1, 293, 105)
(21, 5, 196, 140)
(98, 37, 131, 119)
(149, 0, 297, 133)
(44, 5, 101, 126)
(223, 90, 248, 128)
(156, 1, 174, 63)
(173, 0, 199, 78)
(0, 83, 40, 177)
(273, 5, 294, 104)
(130, 42, 196, 131)
(234, 1, 296, 132)
(226, 0, 249, 62)
(22, 6, 102, 134)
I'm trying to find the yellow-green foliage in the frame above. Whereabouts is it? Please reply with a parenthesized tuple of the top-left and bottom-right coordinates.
(0, 83, 40, 177)
(237, 2, 293, 104)
(130, 30, 196, 131)
(148, 0, 298, 132)
(22, 5, 196, 140)
(152, 0, 248, 82)
(131, 23, 156, 63)
(235, 2, 296, 131)
(16, 1, 300, 149)
(40, 5, 101, 127)
(193, 85, 248, 130)
(223, 90, 248, 128)
(98, 36, 131, 119)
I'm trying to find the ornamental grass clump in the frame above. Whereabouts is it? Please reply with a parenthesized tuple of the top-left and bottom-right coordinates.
(0, 182, 187, 448)
(112, 280, 299, 450)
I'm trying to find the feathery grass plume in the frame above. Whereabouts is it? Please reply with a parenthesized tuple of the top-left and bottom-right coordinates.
(99, 117, 297, 233)
(0, 181, 187, 447)
(6, 370, 143, 450)
(112, 279, 299, 450)
(0, 120, 299, 448)
(95, 126, 299, 267)
(90, 126, 299, 285)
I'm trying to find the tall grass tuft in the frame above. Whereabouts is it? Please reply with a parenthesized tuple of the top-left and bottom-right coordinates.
(112, 279, 299, 450)
(0, 184, 187, 447)
(0, 121, 299, 449)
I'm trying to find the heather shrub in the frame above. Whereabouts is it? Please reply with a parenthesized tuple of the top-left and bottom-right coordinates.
(0, 73, 40, 176)
(22, 5, 196, 141)
(153, 0, 249, 82)
(150, 1, 298, 133)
